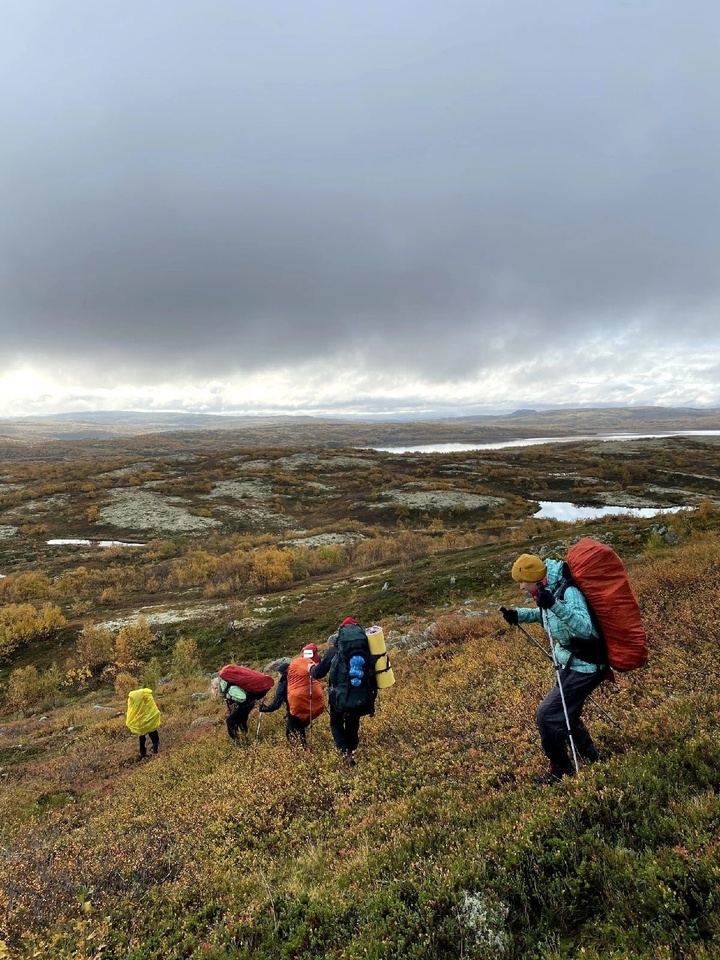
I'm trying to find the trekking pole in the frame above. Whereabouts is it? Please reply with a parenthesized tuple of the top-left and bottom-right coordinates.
(256, 710, 263, 740)
(511, 622, 621, 729)
(307, 667, 313, 753)
(541, 611, 580, 775)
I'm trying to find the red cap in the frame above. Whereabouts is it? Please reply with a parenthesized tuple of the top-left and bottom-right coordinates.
(340, 617, 359, 627)
(302, 643, 320, 663)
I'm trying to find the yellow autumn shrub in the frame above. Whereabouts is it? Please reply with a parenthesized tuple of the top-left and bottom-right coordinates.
(0, 602, 67, 661)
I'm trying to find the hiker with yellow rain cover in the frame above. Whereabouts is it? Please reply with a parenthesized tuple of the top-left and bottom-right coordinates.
(126, 687, 161, 761)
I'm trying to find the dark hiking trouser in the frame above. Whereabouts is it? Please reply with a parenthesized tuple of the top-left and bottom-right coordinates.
(139, 730, 159, 757)
(537, 667, 605, 774)
(329, 707, 362, 754)
(286, 712, 310, 748)
(226, 699, 257, 739)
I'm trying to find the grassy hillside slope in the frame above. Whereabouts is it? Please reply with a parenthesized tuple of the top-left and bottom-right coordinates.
(2, 533, 720, 959)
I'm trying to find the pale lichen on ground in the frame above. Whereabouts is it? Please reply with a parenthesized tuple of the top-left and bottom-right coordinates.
(99, 488, 223, 533)
(369, 489, 506, 511)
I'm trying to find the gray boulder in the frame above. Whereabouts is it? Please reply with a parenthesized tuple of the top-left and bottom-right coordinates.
(264, 656, 292, 673)
(190, 716, 216, 729)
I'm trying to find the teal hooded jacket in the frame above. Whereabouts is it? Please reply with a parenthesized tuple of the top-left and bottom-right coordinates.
(516, 558, 603, 673)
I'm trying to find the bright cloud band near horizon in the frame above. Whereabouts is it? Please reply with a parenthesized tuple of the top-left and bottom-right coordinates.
(2, 1, 720, 417)
(1, 345, 719, 420)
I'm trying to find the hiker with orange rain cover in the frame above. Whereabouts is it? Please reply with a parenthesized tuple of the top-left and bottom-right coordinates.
(259, 644, 325, 748)
(500, 554, 607, 785)
(126, 687, 161, 761)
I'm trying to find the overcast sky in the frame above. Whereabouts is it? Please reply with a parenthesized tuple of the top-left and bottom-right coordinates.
(2, 1, 720, 418)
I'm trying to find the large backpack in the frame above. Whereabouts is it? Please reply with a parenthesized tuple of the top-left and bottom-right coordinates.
(126, 688, 161, 735)
(287, 655, 325, 723)
(219, 664, 274, 695)
(329, 624, 378, 715)
(563, 538, 648, 672)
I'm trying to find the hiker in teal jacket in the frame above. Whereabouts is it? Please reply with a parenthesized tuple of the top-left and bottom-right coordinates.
(500, 554, 607, 783)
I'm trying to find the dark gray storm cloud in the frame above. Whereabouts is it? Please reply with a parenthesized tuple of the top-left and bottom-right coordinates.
(2, 0, 720, 381)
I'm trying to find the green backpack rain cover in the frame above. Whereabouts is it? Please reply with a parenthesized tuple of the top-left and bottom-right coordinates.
(329, 624, 378, 716)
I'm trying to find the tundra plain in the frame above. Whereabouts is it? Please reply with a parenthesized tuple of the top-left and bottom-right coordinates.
(1, 411, 720, 959)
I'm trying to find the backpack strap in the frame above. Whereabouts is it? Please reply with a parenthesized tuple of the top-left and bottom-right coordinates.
(555, 574, 600, 634)
(374, 653, 392, 676)
(567, 635, 608, 666)
(555, 564, 574, 601)
(554, 568, 607, 665)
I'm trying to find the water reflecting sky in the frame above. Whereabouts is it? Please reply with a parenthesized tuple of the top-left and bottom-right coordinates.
(534, 502, 691, 522)
(374, 431, 720, 454)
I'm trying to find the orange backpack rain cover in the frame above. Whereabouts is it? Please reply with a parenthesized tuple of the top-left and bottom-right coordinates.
(286, 656, 325, 723)
(566, 538, 648, 672)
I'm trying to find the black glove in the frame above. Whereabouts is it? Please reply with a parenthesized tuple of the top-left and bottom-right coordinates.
(499, 606, 519, 626)
(258, 704, 270, 713)
(535, 587, 555, 610)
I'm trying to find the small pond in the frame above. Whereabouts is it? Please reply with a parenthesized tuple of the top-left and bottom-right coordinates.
(534, 502, 692, 522)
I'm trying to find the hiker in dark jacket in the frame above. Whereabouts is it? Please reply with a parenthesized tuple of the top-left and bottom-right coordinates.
(259, 660, 290, 715)
(310, 618, 376, 766)
(500, 554, 607, 784)
(259, 645, 324, 747)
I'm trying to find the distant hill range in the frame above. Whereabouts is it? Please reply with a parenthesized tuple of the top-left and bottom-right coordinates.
(0, 405, 719, 449)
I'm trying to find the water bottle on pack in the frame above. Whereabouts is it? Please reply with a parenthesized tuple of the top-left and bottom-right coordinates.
(349, 654, 365, 687)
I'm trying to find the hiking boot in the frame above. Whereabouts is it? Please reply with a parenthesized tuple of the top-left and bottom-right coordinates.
(581, 748, 600, 764)
(342, 751, 357, 768)
(533, 768, 572, 786)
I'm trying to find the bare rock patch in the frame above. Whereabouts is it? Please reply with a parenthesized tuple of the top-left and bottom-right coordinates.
(283, 532, 366, 548)
(203, 479, 271, 500)
(370, 489, 505, 512)
(98, 601, 231, 631)
(100, 489, 222, 533)
(235, 459, 272, 471)
(96, 462, 158, 479)
(8, 495, 69, 516)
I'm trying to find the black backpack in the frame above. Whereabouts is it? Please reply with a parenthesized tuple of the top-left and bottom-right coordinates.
(329, 624, 378, 715)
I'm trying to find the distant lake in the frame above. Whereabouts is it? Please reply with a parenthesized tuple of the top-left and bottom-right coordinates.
(374, 431, 720, 454)
(47, 539, 144, 548)
(534, 501, 692, 522)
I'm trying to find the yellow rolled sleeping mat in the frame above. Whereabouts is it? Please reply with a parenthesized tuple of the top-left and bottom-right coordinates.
(365, 626, 395, 689)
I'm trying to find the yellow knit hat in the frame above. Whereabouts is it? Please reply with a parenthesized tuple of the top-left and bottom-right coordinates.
(511, 554, 547, 582)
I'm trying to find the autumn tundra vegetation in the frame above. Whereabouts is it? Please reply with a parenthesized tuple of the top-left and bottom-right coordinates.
(1, 421, 720, 958)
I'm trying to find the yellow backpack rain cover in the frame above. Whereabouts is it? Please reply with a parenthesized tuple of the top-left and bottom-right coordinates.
(126, 688, 161, 735)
